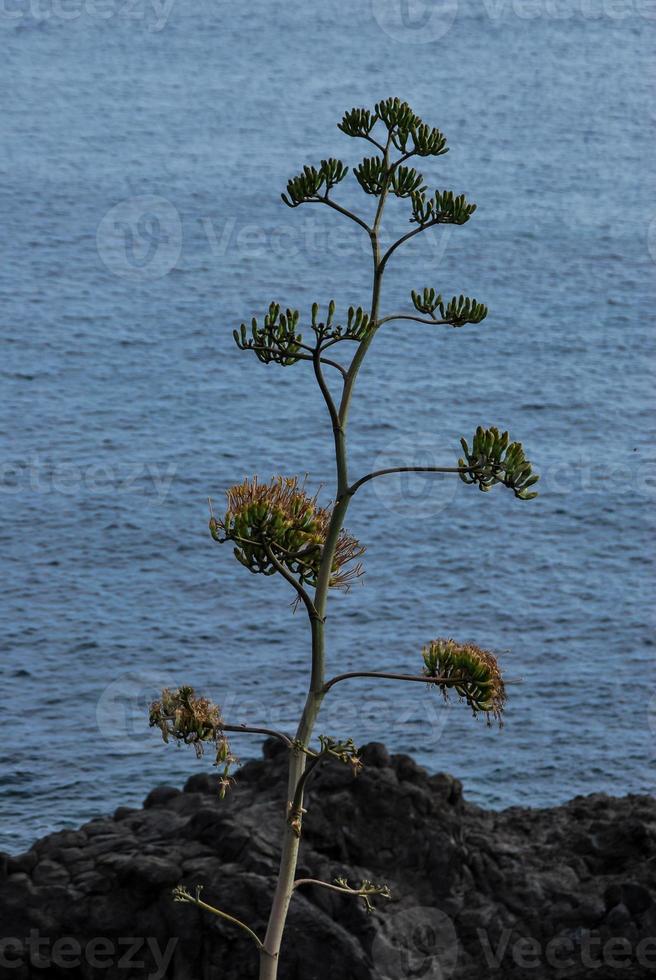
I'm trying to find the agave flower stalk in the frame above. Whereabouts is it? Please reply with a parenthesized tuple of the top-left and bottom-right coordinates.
(148, 97, 539, 980)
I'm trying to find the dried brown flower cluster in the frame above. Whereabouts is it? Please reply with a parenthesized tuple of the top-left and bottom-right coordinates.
(210, 476, 364, 592)
(149, 686, 237, 797)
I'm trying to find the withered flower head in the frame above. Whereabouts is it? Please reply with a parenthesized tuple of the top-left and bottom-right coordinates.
(210, 476, 364, 592)
(422, 638, 506, 725)
(149, 686, 237, 797)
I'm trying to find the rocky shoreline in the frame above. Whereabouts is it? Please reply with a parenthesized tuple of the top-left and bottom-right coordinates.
(1, 740, 655, 979)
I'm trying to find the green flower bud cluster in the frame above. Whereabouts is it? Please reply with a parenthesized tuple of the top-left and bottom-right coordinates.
(374, 96, 419, 135)
(353, 156, 387, 196)
(375, 98, 448, 156)
(281, 158, 348, 207)
(339, 99, 448, 157)
(458, 426, 540, 499)
(422, 639, 506, 723)
(211, 477, 364, 592)
(354, 157, 427, 199)
(234, 303, 302, 366)
(410, 188, 477, 226)
(310, 301, 372, 342)
(229, 494, 323, 581)
(411, 286, 442, 315)
(391, 165, 427, 198)
(440, 295, 488, 326)
(409, 121, 449, 157)
(411, 289, 488, 326)
(337, 106, 377, 139)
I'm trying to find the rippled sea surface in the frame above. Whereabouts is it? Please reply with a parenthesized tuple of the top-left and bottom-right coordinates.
(1, 0, 654, 853)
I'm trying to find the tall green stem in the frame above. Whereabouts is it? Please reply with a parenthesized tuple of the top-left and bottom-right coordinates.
(258, 143, 392, 980)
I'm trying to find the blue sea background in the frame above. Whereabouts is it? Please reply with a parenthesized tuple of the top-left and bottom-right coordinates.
(1, 0, 654, 853)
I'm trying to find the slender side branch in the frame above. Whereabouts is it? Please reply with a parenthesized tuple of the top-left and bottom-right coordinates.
(320, 358, 347, 379)
(322, 670, 522, 693)
(261, 540, 320, 622)
(293, 879, 357, 894)
(292, 877, 391, 912)
(173, 886, 264, 951)
(312, 346, 342, 431)
(304, 196, 373, 237)
(323, 670, 453, 693)
(222, 723, 294, 748)
(288, 752, 324, 831)
(320, 334, 360, 349)
(288, 736, 363, 835)
(362, 134, 386, 152)
(377, 313, 450, 328)
(379, 218, 442, 273)
(246, 345, 347, 377)
(293, 878, 388, 897)
(348, 465, 473, 496)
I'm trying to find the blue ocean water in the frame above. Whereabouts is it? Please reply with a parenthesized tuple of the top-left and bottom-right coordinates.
(0, 0, 654, 853)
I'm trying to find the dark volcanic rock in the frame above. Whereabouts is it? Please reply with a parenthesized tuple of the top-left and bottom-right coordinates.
(0, 741, 654, 980)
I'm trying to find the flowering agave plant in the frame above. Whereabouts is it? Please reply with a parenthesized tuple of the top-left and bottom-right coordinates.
(148, 97, 539, 980)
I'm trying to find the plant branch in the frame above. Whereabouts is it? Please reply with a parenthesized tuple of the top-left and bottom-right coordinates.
(373, 131, 394, 238)
(246, 345, 347, 377)
(322, 670, 522, 693)
(222, 723, 294, 748)
(335, 132, 393, 433)
(318, 356, 347, 379)
(363, 133, 386, 152)
(320, 335, 360, 349)
(292, 878, 383, 898)
(347, 465, 473, 496)
(173, 886, 264, 951)
(379, 217, 442, 273)
(293, 878, 353, 894)
(377, 313, 449, 327)
(292, 876, 391, 912)
(312, 346, 342, 432)
(288, 752, 325, 829)
(261, 540, 320, 622)
(288, 738, 362, 834)
(303, 196, 373, 237)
